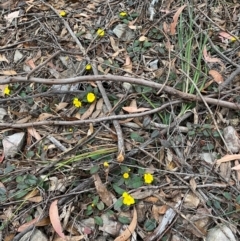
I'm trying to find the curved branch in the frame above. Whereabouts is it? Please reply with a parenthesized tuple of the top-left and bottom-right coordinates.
(1, 75, 239, 110)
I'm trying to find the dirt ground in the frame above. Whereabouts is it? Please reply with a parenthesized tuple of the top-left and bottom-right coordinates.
(0, 0, 240, 240)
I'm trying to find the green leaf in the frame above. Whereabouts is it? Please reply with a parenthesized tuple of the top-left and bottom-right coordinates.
(26, 151, 35, 158)
(143, 41, 152, 48)
(25, 174, 38, 186)
(13, 189, 29, 200)
(16, 176, 24, 183)
(114, 198, 123, 210)
(90, 166, 99, 174)
(127, 176, 143, 188)
(85, 206, 93, 216)
(187, 130, 195, 136)
(97, 201, 105, 211)
(213, 200, 221, 209)
(223, 192, 231, 200)
(236, 195, 240, 204)
(112, 184, 125, 195)
(130, 132, 144, 143)
(202, 143, 214, 151)
(144, 219, 156, 231)
(118, 216, 131, 224)
(94, 216, 103, 226)
(151, 130, 159, 138)
(120, 165, 130, 173)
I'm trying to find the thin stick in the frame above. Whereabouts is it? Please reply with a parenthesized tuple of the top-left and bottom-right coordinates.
(2, 75, 239, 110)
(92, 62, 125, 162)
(26, 50, 61, 79)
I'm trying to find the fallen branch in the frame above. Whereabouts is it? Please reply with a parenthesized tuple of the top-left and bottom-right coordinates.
(0, 100, 181, 128)
(1, 75, 239, 110)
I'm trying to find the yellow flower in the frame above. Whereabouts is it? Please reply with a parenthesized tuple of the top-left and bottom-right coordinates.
(4, 85, 10, 95)
(230, 36, 238, 42)
(91, 203, 95, 207)
(59, 10, 67, 17)
(97, 28, 105, 37)
(122, 192, 135, 206)
(103, 161, 109, 167)
(87, 92, 96, 103)
(144, 173, 154, 184)
(85, 64, 92, 71)
(123, 172, 129, 179)
(119, 11, 127, 17)
(73, 97, 82, 108)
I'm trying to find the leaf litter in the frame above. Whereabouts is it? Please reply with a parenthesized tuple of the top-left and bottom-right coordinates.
(0, 0, 240, 241)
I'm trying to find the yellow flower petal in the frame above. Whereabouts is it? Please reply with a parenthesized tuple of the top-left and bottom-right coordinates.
(85, 64, 92, 71)
(87, 92, 96, 103)
(97, 28, 105, 37)
(73, 97, 82, 108)
(119, 11, 127, 17)
(103, 161, 109, 167)
(59, 10, 67, 17)
(122, 192, 135, 206)
(144, 173, 154, 184)
(123, 172, 129, 179)
(4, 86, 10, 95)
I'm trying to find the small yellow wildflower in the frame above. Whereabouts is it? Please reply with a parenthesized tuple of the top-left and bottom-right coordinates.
(87, 92, 96, 103)
(4, 85, 10, 95)
(122, 192, 135, 206)
(69, 128, 73, 132)
(119, 11, 127, 17)
(73, 97, 82, 108)
(123, 172, 129, 179)
(97, 28, 105, 37)
(144, 173, 154, 184)
(91, 203, 95, 207)
(59, 10, 67, 17)
(85, 64, 92, 71)
(103, 161, 109, 168)
(230, 36, 238, 42)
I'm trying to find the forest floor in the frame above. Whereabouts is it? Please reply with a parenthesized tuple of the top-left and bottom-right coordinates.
(0, 0, 240, 240)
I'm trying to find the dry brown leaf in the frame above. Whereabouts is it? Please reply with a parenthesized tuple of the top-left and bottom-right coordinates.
(0, 54, 9, 63)
(53, 235, 85, 241)
(231, 164, 240, 171)
(93, 173, 113, 207)
(0, 70, 17, 75)
(87, 123, 94, 136)
(27, 196, 43, 203)
(117, 149, 125, 162)
(36, 113, 54, 121)
(3, 234, 15, 241)
(110, 36, 119, 52)
(23, 189, 39, 200)
(170, 5, 186, 35)
(190, 178, 197, 191)
(17, 217, 50, 232)
(216, 154, 240, 165)
(139, 36, 147, 42)
(16, 116, 32, 124)
(55, 102, 68, 112)
(26, 59, 36, 69)
(123, 55, 132, 73)
(81, 101, 96, 120)
(122, 106, 150, 113)
(218, 31, 233, 40)
(209, 70, 223, 84)
(114, 208, 137, 241)
(27, 127, 41, 141)
(49, 200, 66, 239)
(203, 46, 224, 67)
(92, 98, 103, 118)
